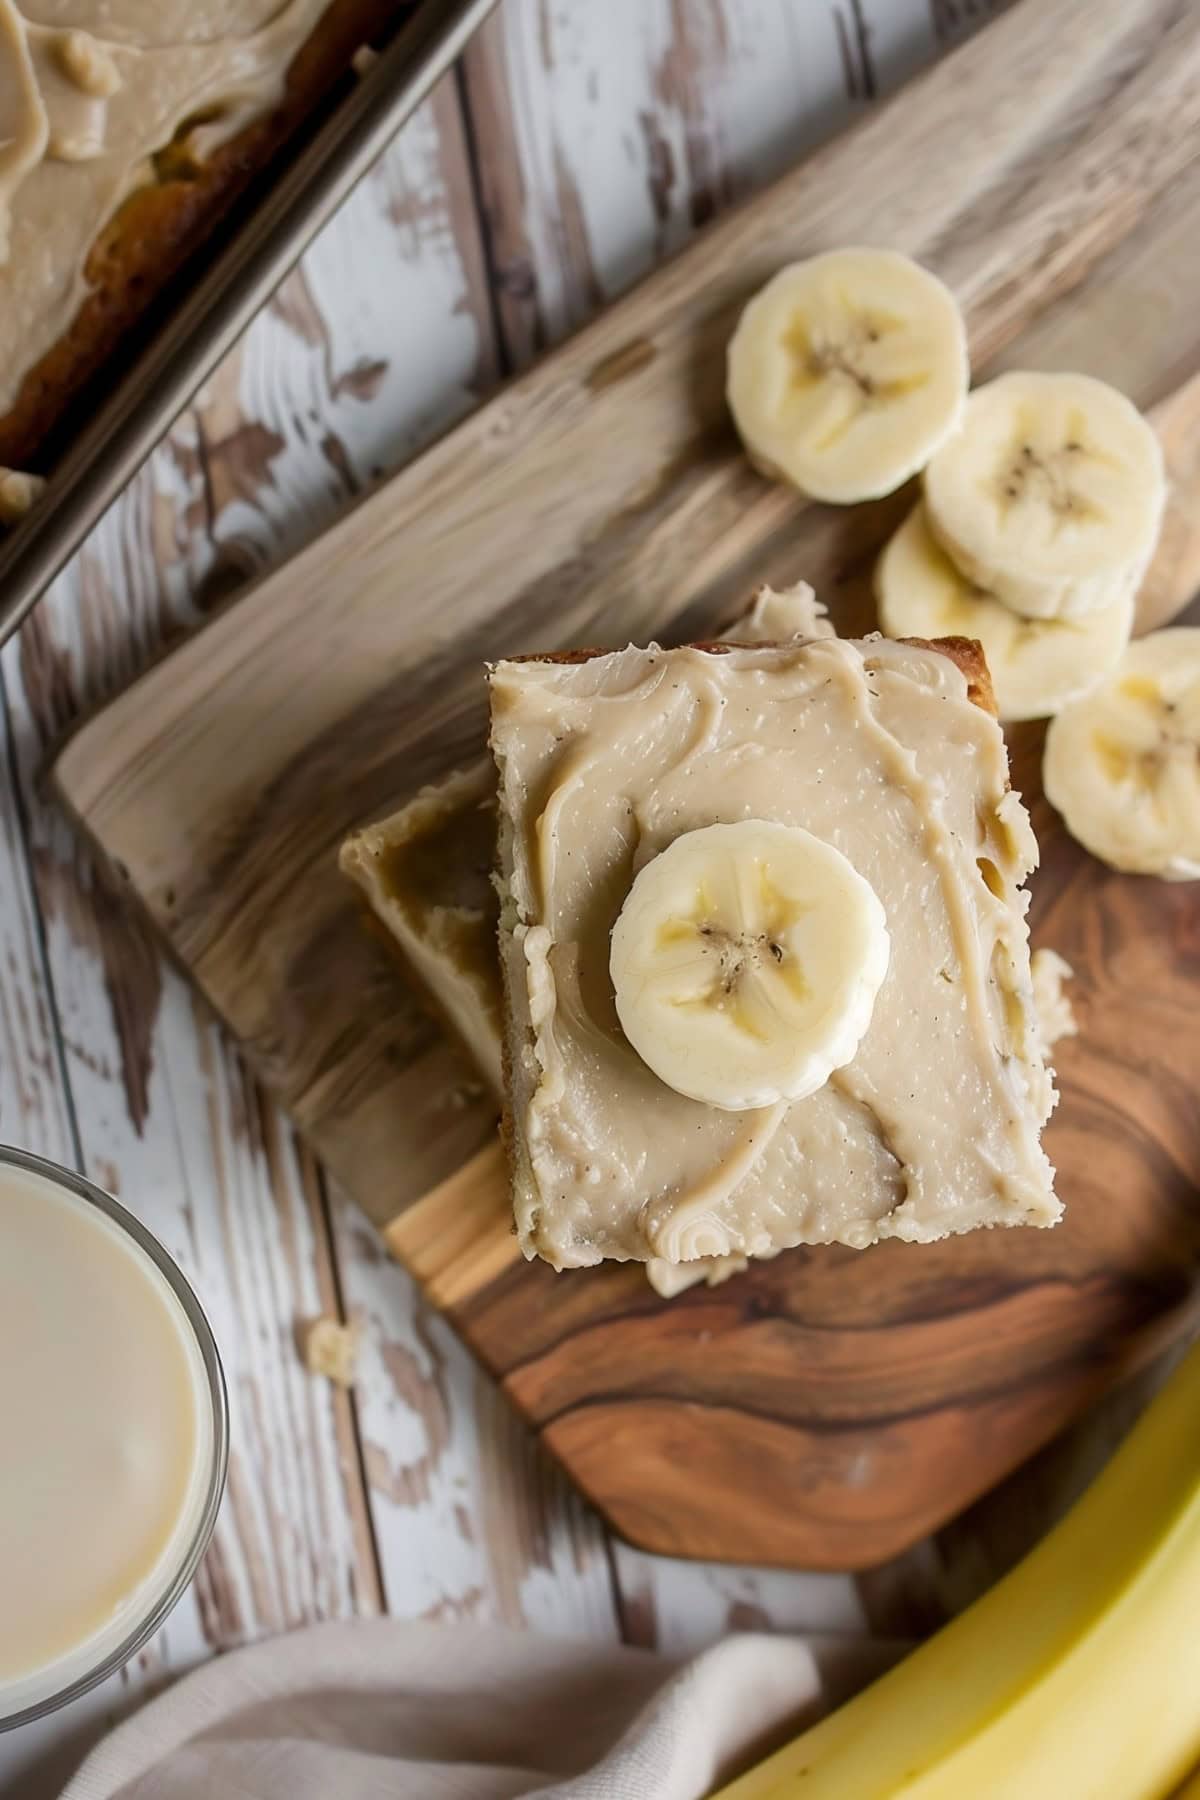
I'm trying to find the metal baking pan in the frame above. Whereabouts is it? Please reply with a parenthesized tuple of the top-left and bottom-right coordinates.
(0, 0, 499, 649)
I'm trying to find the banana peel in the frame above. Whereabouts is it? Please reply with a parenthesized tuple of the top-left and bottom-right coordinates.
(714, 1333, 1200, 1800)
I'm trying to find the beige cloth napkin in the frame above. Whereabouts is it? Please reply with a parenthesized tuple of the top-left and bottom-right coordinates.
(61, 1620, 897, 1799)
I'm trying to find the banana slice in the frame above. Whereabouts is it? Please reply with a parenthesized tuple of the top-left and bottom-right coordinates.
(876, 503, 1134, 722)
(924, 371, 1165, 621)
(609, 819, 890, 1111)
(726, 247, 968, 504)
(1043, 627, 1200, 880)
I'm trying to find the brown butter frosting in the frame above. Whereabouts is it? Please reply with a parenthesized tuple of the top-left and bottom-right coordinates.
(492, 636, 1060, 1270)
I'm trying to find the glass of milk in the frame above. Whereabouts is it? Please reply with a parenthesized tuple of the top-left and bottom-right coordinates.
(0, 1144, 228, 1730)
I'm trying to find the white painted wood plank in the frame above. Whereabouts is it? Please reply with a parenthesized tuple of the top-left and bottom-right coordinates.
(467, 0, 846, 356)
(331, 1190, 617, 1638)
(464, 0, 1003, 360)
(610, 1541, 867, 1657)
(0, 683, 73, 1163)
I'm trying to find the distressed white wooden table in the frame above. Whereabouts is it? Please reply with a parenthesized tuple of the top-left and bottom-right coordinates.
(0, 4, 1001, 1791)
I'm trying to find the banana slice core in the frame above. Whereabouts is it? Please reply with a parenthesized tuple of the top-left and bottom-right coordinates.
(610, 819, 890, 1111)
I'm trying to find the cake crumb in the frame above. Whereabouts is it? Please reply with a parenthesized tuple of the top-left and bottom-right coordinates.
(58, 30, 122, 99)
(0, 469, 45, 523)
(1032, 948, 1077, 1052)
(48, 133, 103, 164)
(646, 1254, 748, 1298)
(303, 1316, 360, 1387)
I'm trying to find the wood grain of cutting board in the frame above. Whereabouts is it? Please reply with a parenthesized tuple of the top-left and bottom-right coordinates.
(55, 0, 1200, 1569)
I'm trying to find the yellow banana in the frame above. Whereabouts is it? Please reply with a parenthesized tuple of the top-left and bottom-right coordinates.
(714, 1334, 1200, 1800)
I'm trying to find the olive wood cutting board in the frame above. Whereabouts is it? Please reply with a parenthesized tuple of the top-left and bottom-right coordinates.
(55, 0, 1200, 1569)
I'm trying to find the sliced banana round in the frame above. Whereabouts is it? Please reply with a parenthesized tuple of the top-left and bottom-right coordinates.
(876, 503, 1135, 722)
(1043, 628, 1200, 880)
(609, 820, 890, 1111)
(726, 247, 968, 504)
(923, 371, 1165, 621)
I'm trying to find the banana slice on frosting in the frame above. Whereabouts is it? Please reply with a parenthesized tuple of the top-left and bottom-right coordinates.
(609, 820, 890, 1111)
(726, 247, 968, 504)
(1043, 627, 1200, 880)
(924, 371, 1165, 621)
(876, 503, 1135, 722)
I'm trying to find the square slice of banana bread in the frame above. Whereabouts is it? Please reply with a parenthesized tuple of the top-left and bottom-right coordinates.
(489, 633, 1058, 1274)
